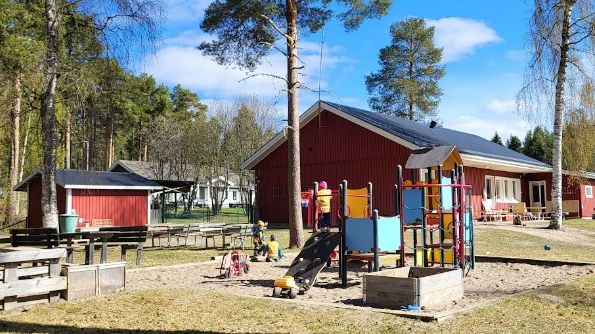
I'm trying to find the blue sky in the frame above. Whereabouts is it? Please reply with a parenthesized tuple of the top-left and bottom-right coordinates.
(143, 0, 536, 140)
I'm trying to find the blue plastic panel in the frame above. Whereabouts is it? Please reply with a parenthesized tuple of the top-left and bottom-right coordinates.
(345, 218, 373, 252)
(403, 189, 423, 224)
(345, 216, 401, 252)
(377, 216, 401, 252)
(441, 177, 453, 210)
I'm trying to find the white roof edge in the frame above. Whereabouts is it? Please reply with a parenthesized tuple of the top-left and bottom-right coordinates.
(563, 170, 595, 179)
(241, 101, 421, 170)
(65, 185, 163, 190)
(460, 153, 552, 173)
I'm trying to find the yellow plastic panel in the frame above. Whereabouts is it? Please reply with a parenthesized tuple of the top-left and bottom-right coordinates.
(346, 187, 369, 218)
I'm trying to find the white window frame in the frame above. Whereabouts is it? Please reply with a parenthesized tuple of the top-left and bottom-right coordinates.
(484, 175, 495, 200)
(586, 185, 593, 199)
(494, 176, 521, 203)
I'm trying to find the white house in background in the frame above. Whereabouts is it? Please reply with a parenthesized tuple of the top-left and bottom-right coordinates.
(194, 174, 255, 208)
(109, 160, 254, 209)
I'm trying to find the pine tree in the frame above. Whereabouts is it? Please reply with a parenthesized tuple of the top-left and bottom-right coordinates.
(199, 0, 392, 248)
(506, 135, 523, 152)
(491, 132, 503, 145)
(366, 18, 444, 120)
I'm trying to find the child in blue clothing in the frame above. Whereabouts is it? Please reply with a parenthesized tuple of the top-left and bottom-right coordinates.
(252, 220, 266, 256)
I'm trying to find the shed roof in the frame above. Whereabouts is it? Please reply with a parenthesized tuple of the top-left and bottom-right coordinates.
(15, 169, 162, 191)
(405, 146, 462, 169)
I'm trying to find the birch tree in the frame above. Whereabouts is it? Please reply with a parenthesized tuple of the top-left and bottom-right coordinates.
(517, 0, 595, 229)
(39, 0, 162, 227)
(200, 0, 392, 247)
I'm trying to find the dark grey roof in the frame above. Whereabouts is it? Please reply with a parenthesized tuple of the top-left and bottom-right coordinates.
(406, 146, 457, 169)
(15, 169, 161, 191)
(110, 160, 197, 182)
(323, 101, 551, 168)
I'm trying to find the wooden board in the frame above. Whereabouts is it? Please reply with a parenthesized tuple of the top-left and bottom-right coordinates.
(98, 262, 126, 295)
(0, 247, 65, 264)
(284, 232, 341, 292)
(0, 277, 66, 299)
(61, 262, 126, 301)
(363, 267, 464, 308)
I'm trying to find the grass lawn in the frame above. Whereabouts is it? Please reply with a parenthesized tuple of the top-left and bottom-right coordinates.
(0, 272, 592, 333)
(474, 228, 595, 263)
(564, 218, 595, 233)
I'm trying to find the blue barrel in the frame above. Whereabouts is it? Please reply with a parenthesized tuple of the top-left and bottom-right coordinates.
(59, 214, 78, 233)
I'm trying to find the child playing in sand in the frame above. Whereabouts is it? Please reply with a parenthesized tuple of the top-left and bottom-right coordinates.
(265, 234, 284, 262)
(252, 220, 266, 256)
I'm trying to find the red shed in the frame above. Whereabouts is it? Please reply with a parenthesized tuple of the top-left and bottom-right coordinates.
(242, 101, 595, 223)
(15, 169, 162, 228)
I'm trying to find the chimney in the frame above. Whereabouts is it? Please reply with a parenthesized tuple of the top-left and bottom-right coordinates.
(429, 120, 437, 129)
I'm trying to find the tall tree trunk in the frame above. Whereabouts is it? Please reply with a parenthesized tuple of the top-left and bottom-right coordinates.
(65, 110, 71, 169)
(138, 121, 143, 161)
(16, 111, 32, 220)
(408, 58, 414, 120)
(90, 114, 96, 170)
(106, 110, 114, 168)
(5, 73, 22, 225)
(286, 0, 304, 248)
(40, 0, 60, 228)
(549, 0, 573, 230)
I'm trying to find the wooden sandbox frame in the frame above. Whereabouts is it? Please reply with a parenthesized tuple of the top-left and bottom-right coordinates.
(363, 267, 464, 308)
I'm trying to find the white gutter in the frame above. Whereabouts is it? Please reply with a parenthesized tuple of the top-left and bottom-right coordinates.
(64, 185, 163, 190)
(460, 153, 552, 173)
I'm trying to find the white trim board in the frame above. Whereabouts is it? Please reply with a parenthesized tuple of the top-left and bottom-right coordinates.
(241, 101, 420, 170)
(241, 101, 552, 174)
(64, 185, 163, 190)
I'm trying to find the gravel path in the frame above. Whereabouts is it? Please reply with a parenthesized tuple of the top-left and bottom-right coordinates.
(126, 254, 594, 314)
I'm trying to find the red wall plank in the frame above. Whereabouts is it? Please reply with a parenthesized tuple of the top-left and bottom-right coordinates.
(72, 189, 148, 226)
(255, 110, 410, 223)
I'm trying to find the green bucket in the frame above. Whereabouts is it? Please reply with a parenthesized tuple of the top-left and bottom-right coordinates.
(59, 214, 78, 233)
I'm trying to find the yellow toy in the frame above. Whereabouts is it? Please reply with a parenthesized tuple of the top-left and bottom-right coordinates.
(273, 275, 299, 299)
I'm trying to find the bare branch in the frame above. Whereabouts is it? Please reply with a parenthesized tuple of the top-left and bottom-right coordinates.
(257, 13, 292, 43)
(239, 72, 288, 84)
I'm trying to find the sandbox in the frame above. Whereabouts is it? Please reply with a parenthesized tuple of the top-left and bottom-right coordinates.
(363, 267, 464, 308)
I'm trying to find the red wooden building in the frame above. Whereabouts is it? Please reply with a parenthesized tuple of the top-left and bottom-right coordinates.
(15, 169, 162, 228)
(242, 101, 595, 223)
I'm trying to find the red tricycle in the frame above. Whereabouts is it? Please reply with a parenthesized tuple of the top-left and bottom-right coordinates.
(220, 250, 250, 278)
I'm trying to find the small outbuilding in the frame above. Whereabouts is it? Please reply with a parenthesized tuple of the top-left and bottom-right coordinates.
(15, 169, 162, 228)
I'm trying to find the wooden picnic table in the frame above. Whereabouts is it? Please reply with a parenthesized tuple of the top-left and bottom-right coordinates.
(149, 224, 185, 247)
(59, 231, 114, 265)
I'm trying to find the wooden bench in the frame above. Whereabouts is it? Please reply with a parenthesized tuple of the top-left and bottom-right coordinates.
(0, 247, 66, 310)
(176, 224, 204, 247)
(10, 228, 60, 249)
(224, 224, 252, 250)
(98, 226, 148, 266)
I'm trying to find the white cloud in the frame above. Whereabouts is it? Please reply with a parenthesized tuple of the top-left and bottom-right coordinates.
(443, 113, 530, 140)
(485, 99, 516, 115)
(144, 30, 352, 99)
(426, 17, 502, 63)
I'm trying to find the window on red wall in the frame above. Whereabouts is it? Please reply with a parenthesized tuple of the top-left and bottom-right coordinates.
(586, 185, 593, 199)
